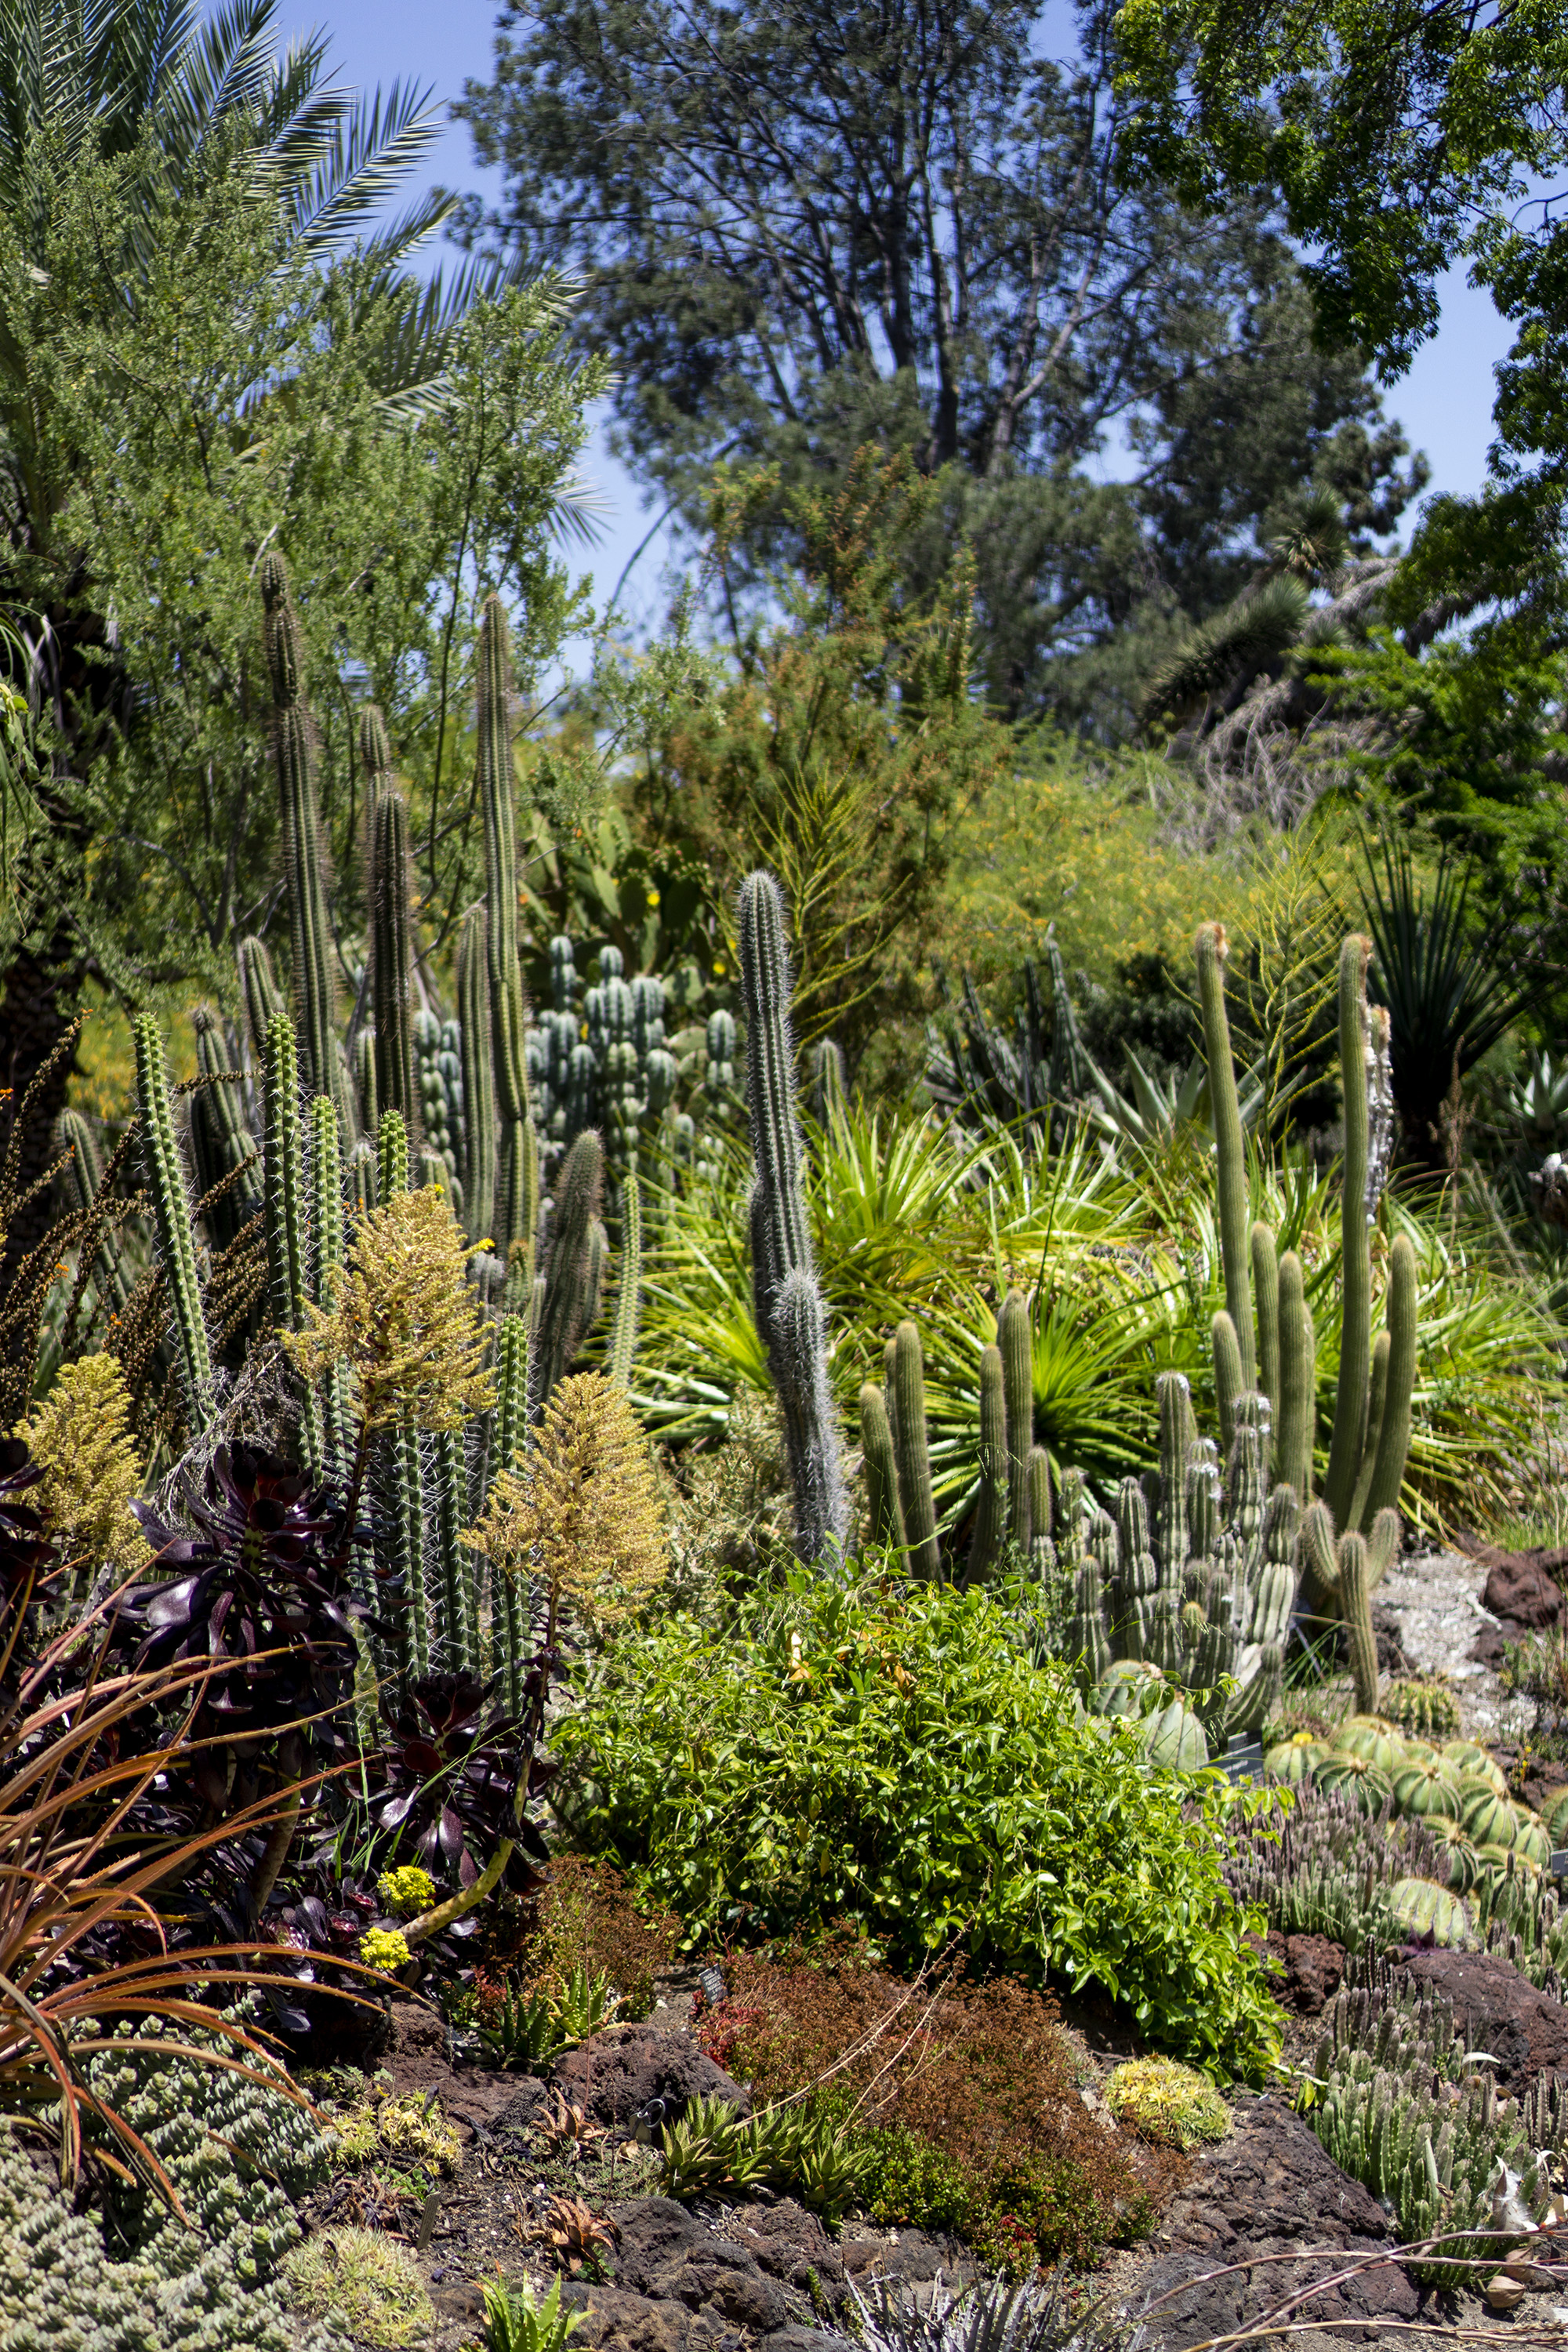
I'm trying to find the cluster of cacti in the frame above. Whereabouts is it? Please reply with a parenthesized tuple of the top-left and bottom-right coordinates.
(1221, 1777, 1452, 1947)
(1310, 1955, 1565, 2286)
(1262, 1715, 1568, 1923)
(414, 1008, 466, 1200)
(0, 2020, 336, 2352)
(1384, 1674, 1463, 1740)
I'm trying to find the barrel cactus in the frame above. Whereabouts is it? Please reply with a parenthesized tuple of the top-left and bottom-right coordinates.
(1386, 1877, 1472, 1947)
(1265, 1731, 1327, 1784)
(1142, 1697, 1210, 1772)
(1385, 1676, 1461, 1740)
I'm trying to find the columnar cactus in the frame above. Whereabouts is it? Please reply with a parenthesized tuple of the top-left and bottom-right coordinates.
(238, 933, 284, 1063)
(310, 1092, 350, 1469)
(1323, 934, 1374, 1530)
(189, 1008, 262, 1251)
(1195, 923, 1255, 1387)
(260, 554, 347, 1137)
(458, 904, 497, 1247)
(739, 870, 847, 1565)
(608, 1169, 643, 1389)
(475, 594, 539, 1265)
(369, 783, 418, 1144)
(263, 1014, 321, 1475)
(533, 1129, 605, 1410)
(132, 1014, 212, 1432)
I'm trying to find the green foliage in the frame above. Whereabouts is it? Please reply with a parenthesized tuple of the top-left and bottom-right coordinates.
(287, 2227, 434, 2348)
(1105, 2056, 1231, 2151)
(477, 1965, 622, 2068)
(483, 2270, 587, 2352)
(554, 1571, 1283, 2076)
(659, 2089, 872, 2221)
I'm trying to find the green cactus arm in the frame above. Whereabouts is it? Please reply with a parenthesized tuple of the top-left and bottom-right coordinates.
(860, 1383, 906, 1553)
(1323, 935, 1374, 1529)
(1211, 1308, 1243, 1457)
(1348, 1328, 1391, 1534)
(998, 1287, 1033, 1549)
(378, 1109, 409, 1200)
(457, 905, 497, 1247)
(892, 1319, 940, 1579)
(1155, 1370, 1190, 1570)
(1337, 1530, 1379, 1715)
(1195, 922, 1255, 1385)
(432, 1426, 476, 1674)
(132, 1014, 212, 1432)
(1299, 1497, 1341, 1613)
(769, 1270, 848, 1565)
(1276, 1247, 1315, 1506)
(535, 1129, 605, 1408)
(1367, 1505, 1401, 1586)
(263, 1015, 322, 1475)
(477, 597, 531, 1130)
(1359, 1231, 1417, 1528)
(739, 873, 813, 1325)
(608, 1169, 644, 1390)
(394, 1415, 430, 1681)
(237, 933, 284, 1065)
(54, 1107, 136, 1319)
(1027, 1444, 1053, 1549)
(310, 1093, 350, 1470)
(966, 1344, 1007, 1584)
(370, 785, 419, 1143)
(260, 554, 345, 1134)
(1250, 1221, 1279, 1417)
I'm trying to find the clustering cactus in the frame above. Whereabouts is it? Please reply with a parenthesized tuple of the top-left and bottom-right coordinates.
(1311, 1955, 1566, 2285)
(0, 2020, 335, 2352)
(415, 1008, 465, 1205)
(1221, 1781, 1451, 1945)
(741, 870, 847, 1565)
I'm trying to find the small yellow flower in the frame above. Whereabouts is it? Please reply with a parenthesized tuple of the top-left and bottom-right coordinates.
(646, 888, 661, 908)
(377, 1865, 436, 1917)
(358, 1928, 413, 1975)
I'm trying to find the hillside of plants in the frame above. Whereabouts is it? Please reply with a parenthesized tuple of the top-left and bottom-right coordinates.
(5, 0, 1568, 2347)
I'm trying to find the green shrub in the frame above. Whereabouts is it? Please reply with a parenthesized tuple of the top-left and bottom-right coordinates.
(554, 1572, 1283, 2077)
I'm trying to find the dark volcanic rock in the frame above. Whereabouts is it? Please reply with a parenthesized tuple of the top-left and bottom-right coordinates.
(1133, 2092, 1417, 2348)
(1482, 1555, 1566, 1628)
(721, 2200, 848, 2314)
(611, 2198, 790, 2332)
(553, 2026, 752, 2130)
(1395, 1948, 1568, 2096)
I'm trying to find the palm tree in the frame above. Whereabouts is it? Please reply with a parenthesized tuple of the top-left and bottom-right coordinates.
(0, 0, 496, 1305)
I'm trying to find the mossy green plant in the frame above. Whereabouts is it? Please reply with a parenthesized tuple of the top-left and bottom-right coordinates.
(1105, 2057, 1231, 2151)
(378, 1864, 437, 1915)
(359, 1926, 413, 1974)
(287, 2226, 434, 2347)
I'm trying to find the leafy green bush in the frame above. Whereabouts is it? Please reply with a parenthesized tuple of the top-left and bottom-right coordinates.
(554, 1573, 1283, 2078)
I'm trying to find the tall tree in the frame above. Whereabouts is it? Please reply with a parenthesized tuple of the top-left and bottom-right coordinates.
(456, 0, 1425, 717)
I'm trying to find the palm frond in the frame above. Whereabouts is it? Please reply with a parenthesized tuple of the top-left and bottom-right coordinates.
(285, 75, 444, 252)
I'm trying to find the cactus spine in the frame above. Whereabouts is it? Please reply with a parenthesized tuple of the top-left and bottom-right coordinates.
(739, 871, 847, 1565)
(458, 905, 497, 1247)
(1195, 922, 1255, 1387)
(132, 1014, 212, 1432)
(259, 554, 345, 1136)
(369, 783, 418, 1143)
(1323, 935, 1374, 1529)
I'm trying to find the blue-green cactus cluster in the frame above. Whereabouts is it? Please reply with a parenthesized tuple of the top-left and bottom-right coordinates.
(414, 1007, 466, 1200)
(0, 2021, 335, 2352)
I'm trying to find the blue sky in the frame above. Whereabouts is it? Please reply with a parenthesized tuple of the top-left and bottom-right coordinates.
(277, 0, 1517, 651)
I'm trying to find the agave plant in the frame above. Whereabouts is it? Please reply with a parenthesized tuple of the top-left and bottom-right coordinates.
(1361, 837, 1541, 1168)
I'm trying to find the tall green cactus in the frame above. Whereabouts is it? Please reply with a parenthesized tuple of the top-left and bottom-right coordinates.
(966, 1343, 1007, 1582)
(431, 1427, 476, 1673)
(1323, 935, 1374, 1529)
(359, 703, 392, 845)
(1359, 1230, 1417, 1528)
(237, 935, 284, 1064)
(458, 905, 497, 1247)
(739, 871, 847, 1564)
(378, 1109, 409, 1201)
(263, 1014, 321, 1475)
(54, 1108, 135, 1321)
(534, 1130, 605, 1409)
(1195, 923, 1255, 1387)
(189, 1009, 261, 1250)
(259, 554, 346, 1136)
(608, 1170, 643, 1389)
(860, 1383, 906, 1552)
(892, 1320, 940, 1578)
(369, 784, 418, 1142)
(490, 1312, 528, 1708)
(999, 1288, 1033, 1550)
(1251, 1221, 1279, 1416)
(354, 1027, 378, 1142)
(132, 1014, 212, 1432)
(310, 1094, 350, 1471)
(1276, 1249, 1315, 1507)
